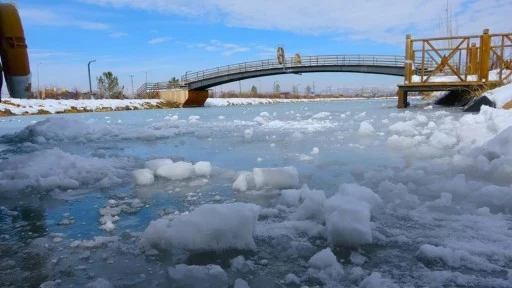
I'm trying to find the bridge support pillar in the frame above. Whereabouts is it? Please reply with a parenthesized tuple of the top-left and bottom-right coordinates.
(183, 90, 209, 107)
(157, 89, 209, 107)
(397, 90, 408, 108)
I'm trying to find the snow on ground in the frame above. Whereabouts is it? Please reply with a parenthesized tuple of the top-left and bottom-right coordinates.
(484, 81, 512, 108)
(411, 69, 511, 84)
(0, 97, 388, 116)
(0, 98, 166, 115)
(205, 97, 369, 107)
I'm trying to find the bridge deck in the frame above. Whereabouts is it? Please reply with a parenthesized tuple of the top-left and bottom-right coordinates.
(181, 55, 417, 90)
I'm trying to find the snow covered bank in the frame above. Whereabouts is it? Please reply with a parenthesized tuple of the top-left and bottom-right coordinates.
(0, 98, 179, 116)
(483, 81, 512, 108)
(205, 97, 386, 107)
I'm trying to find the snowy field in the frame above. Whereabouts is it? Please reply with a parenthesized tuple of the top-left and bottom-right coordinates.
(0, 98, 168, 115)
(1, 96, 512, 287)
(0, 97, 372, 116)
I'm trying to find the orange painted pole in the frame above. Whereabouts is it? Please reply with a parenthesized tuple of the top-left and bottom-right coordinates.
(469, 43, 478, 75)
(0, 3, 31, 99)
(404, 34, 412, 83)
(479, 29, 490, 82)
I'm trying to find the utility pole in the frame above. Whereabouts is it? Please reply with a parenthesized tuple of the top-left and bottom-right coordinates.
(239, 80, 242, 96)
(144, 70, 150, 84)
(129, 75, 134, 97)
(88, 60, 96, 97)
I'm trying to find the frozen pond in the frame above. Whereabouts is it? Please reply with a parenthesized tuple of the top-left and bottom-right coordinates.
(1, 99, 512, 287)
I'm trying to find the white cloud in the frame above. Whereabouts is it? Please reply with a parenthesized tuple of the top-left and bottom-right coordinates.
(78, 0, 512, 44)
(148, 37, 172, 44)
(28, 49, 70, 60)
(110, 32, 128, 38)
(197, 39, 249, 56)
(19, 7, 109, 30)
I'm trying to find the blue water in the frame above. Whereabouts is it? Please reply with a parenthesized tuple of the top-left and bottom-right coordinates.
(3, 99, 508, 288)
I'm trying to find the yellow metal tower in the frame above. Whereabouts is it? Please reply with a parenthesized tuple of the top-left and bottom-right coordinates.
(0, 2, 31, 99)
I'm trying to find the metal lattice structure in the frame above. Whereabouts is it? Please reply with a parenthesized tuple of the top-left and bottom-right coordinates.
(398, 29, 512, 108)
(404, 29, 512, 84)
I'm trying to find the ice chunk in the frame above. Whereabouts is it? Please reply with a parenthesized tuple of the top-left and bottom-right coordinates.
(100, 221, 116, 232)
(389, 120, 417, 136)
(70, 236, 119, 248)
(132, 169, 155, 185)
(337, 183, 382, 209)
(416, 244, 502, 271)
(156, 161, 194, 180)
(387, 135, 426, 149)
(291, 185, 326, 222)
(480, 126, 512, 159)
(0, 148, 123, 192)
(358, 121, 375, 135)
(324, 195, 372, 247)
(253, 167, 299, 190)
(280, 189, 302, 207)
(234, 278, 250, 288)
(244, 129, 253, 139)
(312, 112, 331, 119)
(141, 203, 261, 251)
(232, 171, 255, 192)
(308, 247, 340, 270)
(168, 264, 228, 288)
(429, 131, 457, 149)
(359, 272, 398, 288)
(471, 185, 512, 213)
(350, 251, 367, 265)
(284, 273, 301, 285)
(307, 247, 343, 285)
(85, 278, 113, 288)
(230, 255, 254, 272)
(193, 161, 212, 177)
(144, 158, 173, 172)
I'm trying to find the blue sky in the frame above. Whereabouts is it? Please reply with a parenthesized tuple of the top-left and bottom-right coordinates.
(3, 0, 512, 96)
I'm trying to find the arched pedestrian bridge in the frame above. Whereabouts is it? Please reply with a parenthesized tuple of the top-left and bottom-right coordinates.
(181, 54, 408, 90)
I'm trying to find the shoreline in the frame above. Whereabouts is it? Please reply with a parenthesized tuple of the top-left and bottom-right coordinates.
(0, 97, 400, 117)
(0, 99, 181, 117)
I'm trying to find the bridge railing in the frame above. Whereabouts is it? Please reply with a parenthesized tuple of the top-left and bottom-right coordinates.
(181, 55, 414, 83)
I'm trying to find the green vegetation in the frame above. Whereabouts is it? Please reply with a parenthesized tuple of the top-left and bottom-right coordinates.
(167, 77, 181, 89)
(97, 71, 124, 99)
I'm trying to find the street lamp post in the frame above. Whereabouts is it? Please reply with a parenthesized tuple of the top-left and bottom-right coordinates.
(143, 70, 150, 84)
(88, 60, 96, 96)
(143, 70, 151, 99)
(37, 62, 42, 99)
(129, 75, 134, 97)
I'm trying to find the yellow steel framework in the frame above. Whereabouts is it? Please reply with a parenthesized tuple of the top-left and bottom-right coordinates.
(398, 29, 512, 108)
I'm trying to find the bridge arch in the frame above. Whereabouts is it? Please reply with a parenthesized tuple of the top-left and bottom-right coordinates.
(182, 55, 406, 90)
